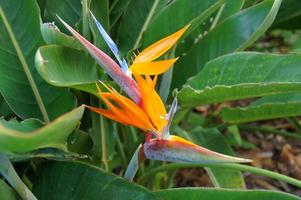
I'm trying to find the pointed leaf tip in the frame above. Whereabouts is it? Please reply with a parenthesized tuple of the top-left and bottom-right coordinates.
(143, 135, 252, 164)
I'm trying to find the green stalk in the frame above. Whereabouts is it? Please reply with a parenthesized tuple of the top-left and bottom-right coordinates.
(137, 163, 301, 188)
(100, 115, 109, 171)
(0, 6, 49, 123)
(0, 154, 37, 200)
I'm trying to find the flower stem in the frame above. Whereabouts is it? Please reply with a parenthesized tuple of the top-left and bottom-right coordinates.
(137, 163, 301, 188)
(0, 154, 37, 200)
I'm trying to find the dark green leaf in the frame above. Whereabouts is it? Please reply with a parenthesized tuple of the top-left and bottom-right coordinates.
(178, 52, 301, 108)
(0, 0, 76, 121)
(34, 161, 159, 200)
(172, 0, 282, 89)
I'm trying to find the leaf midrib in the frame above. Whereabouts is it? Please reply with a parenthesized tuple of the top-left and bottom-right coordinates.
(0, 5, 50, 123)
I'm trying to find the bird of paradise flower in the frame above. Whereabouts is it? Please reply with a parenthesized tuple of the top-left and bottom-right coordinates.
(58, 12, 251, 181)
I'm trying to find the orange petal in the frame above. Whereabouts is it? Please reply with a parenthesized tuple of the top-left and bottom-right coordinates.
(134, 73, 167, 132)
(129, 58, 178, 75)
(133, 25, 189, 63)
(85, 105, 128, 125)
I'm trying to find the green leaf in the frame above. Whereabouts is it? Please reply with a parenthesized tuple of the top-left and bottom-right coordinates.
(89, 0, 110, 49)
(156, 188, 301, 200)
(0, 179, 18, 200)
(44, 0, 82, 32)
(41, 23, 82, 49)
(35, 46, 99, 96)
(177, 127, 245, 188)
(272, 0, 301, 30)
(0, 0, 76, 122)
(172, 0, 282, 89)
(117, 0, 163, 54)
(178, 52, 301, 108)
(142, 0, 223, 47)
(0, 105, 85, 153)
(221, 93, 301, 123)
(0, 94, 12, 117)
(33, 161, 159, 200)
(219, 0, 245, 20)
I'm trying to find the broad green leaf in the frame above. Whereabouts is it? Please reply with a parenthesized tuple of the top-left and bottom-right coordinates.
(172, 0, 282, 89)
(44, 0, 82, 32)
(272, 0, 301, 30)
(221, 93, 301, 123)
(177, 127, 245, 188)
(0, 105, 84, 153)
(178, 52, 301, 108)
(35, 46, 99, 96)
(33, 161, 159, 200)
(156, 188, 301, 200)
(0, 179, 18, 200)
(143, 0, 223, 47)
(0, 0, 76, 121)
(41, 23, 82, 49)
(117, 0, 164, 54)
(109, 0, 132, 29)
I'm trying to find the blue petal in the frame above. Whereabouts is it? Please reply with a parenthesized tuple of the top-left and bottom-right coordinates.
(90, 11, 129, 73)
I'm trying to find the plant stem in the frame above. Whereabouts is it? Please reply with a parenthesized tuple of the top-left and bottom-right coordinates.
(0, 6, 49, 123)
(239, 124, 301, 140)
(137, 163, 301, 188)
(100, 115, 109, 171)
(0, 154, 37, 200)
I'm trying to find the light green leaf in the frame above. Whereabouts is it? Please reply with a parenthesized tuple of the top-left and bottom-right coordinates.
(156, 188, 301, 200)
(178, 52, 301, 108)
(172, 0, 282, 89)
(0, 105, 85, 153)
(0, 179, 18, 200)
(221, 93, 301, 123)
(33, 161, 159, 200)
(0, 0, 76, 122)
(177, 127, 245, 188)
(41, 23, 82, 49)
(35, 46, 99, 96)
